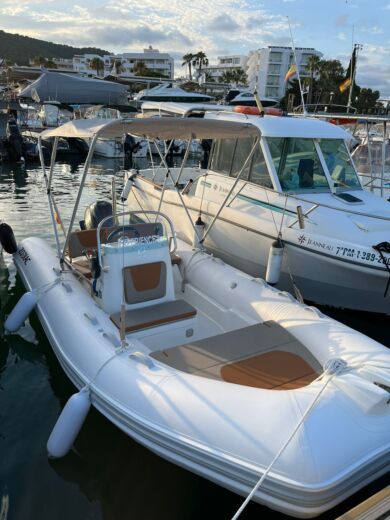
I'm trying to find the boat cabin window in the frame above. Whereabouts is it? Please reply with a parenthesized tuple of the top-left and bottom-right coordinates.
(210, 138, 273, 187)
(250, 141, 273, 188)
(210, 138, 237, 176)
(319, 139, 361, 189)
(268, 137, 330, 193)
(230, 138, 252, 180)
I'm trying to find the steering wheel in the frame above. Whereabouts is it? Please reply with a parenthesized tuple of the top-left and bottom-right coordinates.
(106, 225, 139, 243)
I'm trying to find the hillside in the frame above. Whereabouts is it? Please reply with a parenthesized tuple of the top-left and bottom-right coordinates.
(0, 30, 110, 65)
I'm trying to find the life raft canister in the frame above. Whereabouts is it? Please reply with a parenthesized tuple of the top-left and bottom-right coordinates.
(233, 106, 284, 117)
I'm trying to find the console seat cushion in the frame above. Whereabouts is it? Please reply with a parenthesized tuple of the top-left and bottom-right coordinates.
(110, 299, 196, 333)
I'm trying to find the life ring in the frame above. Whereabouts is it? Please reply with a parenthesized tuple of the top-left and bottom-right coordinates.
(329, 118, 357, 126)
(233, 105, 284, 117)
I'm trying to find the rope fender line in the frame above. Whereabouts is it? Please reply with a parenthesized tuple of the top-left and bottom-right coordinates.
(372, 241, 390, 297)
(231, 358, 349, 520)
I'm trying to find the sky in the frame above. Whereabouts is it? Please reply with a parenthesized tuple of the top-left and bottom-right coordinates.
(1, 0, 390, 97)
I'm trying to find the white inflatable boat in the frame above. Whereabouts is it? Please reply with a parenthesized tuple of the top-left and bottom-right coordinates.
(3, 120, 389, 519)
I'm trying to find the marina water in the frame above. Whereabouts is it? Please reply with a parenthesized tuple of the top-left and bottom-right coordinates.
(0, 157, 388, 519)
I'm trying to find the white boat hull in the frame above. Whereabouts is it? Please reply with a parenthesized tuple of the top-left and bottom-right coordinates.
(86, 138, 125, 158)
(12, 236, 390, 518)
(129, 174, 390, 314)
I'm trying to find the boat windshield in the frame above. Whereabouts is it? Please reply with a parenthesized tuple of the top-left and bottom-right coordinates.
(318, 139, 361, 189)
(267, 137, 330, 193)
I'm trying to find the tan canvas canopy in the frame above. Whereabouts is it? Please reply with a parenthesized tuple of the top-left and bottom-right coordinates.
(40, 117, 261, 140)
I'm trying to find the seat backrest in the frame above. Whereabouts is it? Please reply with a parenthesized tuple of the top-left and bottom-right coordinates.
(68, 222, 164, 259)
(98, 221, 173, 314)
(123, 261, 167, 304)
(68, 226, 116, 259)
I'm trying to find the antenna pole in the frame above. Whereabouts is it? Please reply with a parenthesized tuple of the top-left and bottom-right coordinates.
(287, 16, 307, 116)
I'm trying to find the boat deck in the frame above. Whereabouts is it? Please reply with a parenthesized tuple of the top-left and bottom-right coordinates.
(151, 321, 322, 390)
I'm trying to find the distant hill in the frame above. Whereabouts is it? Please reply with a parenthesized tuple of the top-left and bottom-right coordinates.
(0, 30, 111, 65)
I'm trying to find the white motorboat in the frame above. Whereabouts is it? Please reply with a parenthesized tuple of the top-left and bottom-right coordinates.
(134, 83, 213, 104)
(2, 117, 389, 519)
(228, 90, 278, 108)
(124, 110, 390, 314)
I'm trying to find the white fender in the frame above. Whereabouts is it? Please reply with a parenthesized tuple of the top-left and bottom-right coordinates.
(5, 291, 38, 332)
(265, 241, 284, 285)
(47, 387, 91, 458)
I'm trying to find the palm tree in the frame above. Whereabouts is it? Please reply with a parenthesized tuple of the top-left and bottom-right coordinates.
(133, 60, 149, 76)
(204, 72, 215, 83)
(220, 70, 234, 84)
(90, 57, 104, 77)
(182, 53, 194, 80)
(230, 68, 247, 86)
(114, 60, 124, 75)
(307, 54, 321, 104)
(192, 51, 209, 79)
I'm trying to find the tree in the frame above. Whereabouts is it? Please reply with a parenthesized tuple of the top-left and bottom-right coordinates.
(90, 57, 104, 76)
(192, 51, 209, 79)
(354, 88, 380, 114)
(133, 60, 149, 76)
(306, 55, 321, 104)
(281, 58, 380, 113)
(220, 70, 234, 84)
(45, 59, 57, 69)
(229, 67, 247, 85)
(220, 68, 247, 86)
(182, 53, 194, 80)
(204, 72, 215, 83)
(32, 55, 47, 66)
(114, 59, 124, 75)
(31, 55, 57, 68)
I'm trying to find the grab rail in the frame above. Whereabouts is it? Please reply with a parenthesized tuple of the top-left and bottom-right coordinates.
(96, 210, 177, 268)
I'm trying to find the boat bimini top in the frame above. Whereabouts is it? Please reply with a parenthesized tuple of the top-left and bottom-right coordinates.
(38, 117, 261, 266)
(40, 116, 260, 140)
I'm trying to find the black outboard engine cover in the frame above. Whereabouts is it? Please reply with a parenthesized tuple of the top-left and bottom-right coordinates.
(0, 223, 18, 254)
(84, 201, 113, 230)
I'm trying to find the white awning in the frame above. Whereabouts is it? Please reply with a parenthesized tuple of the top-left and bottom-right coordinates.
(40, 117, 261, 140)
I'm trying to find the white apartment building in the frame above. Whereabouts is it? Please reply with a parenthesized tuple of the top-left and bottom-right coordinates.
(203, 55, 247, 81)
(73, 47, 174, 78)
(245, 46, 323, 99)
(28, 57, 74, 70)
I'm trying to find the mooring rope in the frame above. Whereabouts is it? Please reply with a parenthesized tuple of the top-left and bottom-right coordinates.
(231, 358, 349, 520)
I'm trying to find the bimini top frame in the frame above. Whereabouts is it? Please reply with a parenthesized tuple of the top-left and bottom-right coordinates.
(38, 117, 261, 266)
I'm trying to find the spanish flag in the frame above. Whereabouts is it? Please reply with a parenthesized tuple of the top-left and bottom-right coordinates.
(284, 64, 297, 82)
(339, 77, 351, 93)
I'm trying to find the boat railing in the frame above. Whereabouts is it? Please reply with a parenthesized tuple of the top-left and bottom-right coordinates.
(192, 171, 390, 224)
(96, 210, 177, 268)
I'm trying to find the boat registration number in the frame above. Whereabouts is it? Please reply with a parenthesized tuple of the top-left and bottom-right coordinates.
(335, 246, 390, 265)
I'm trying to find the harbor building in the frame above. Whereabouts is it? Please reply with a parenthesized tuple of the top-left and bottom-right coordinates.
(202, 55, 247, 81)
(245, 46, 322, 99)
(73, 47, 174, 78)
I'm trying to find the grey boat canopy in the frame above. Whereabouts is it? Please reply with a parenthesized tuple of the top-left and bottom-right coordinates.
(18, 71, 129, 105)
(40, 117, 261, 140)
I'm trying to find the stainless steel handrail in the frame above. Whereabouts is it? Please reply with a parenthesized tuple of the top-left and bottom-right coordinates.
(96, 210, 177, 267)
